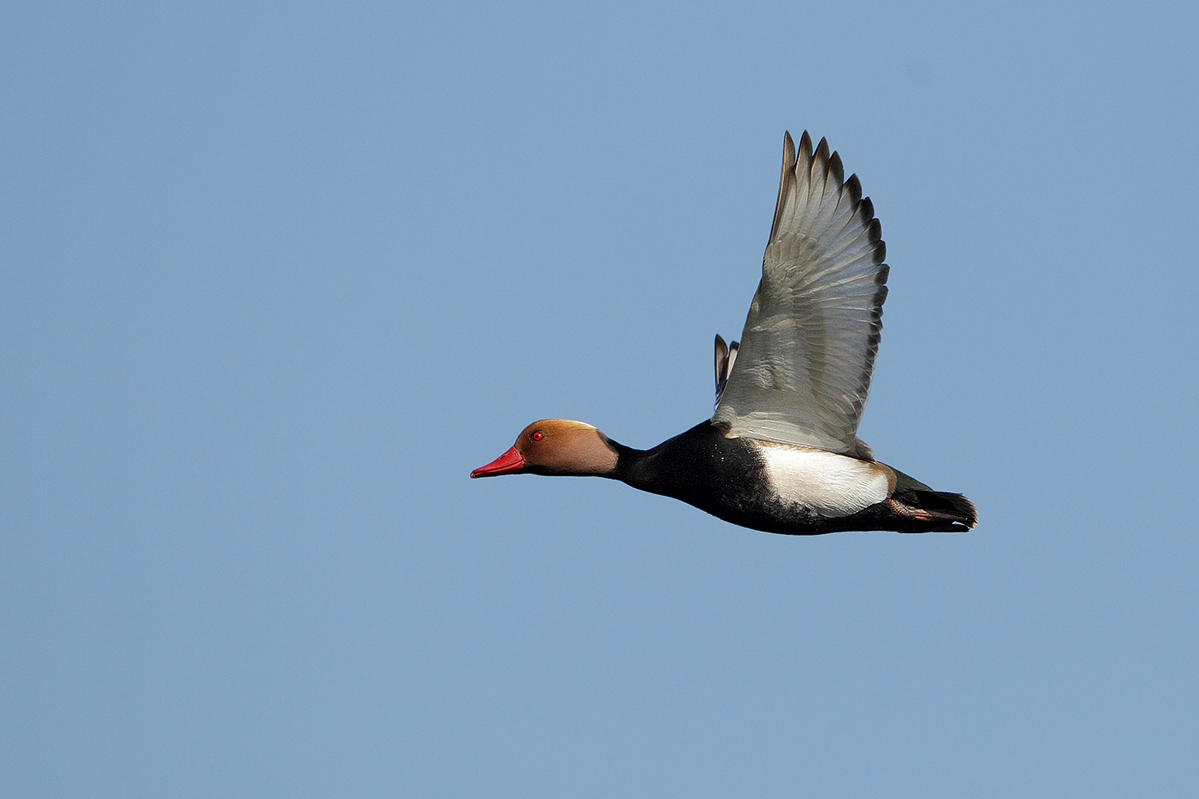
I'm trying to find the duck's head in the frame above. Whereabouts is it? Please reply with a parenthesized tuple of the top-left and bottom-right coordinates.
(471, 419, 619, 478)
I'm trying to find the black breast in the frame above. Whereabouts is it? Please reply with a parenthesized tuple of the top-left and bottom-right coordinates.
(610, 421, 797, 532)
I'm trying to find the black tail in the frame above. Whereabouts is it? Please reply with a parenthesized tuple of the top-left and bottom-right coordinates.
(895, 488, 978, 530)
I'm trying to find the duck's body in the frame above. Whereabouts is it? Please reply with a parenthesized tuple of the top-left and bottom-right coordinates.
(613, 421, 973, 534)
(472, 131, 976, 535)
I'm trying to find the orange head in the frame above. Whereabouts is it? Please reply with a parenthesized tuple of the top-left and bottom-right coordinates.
(471, 419, 619, 478)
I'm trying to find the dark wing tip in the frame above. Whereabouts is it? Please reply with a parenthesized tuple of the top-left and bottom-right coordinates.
(714, 334, 729, 393)
(859, 196, 875, 224)
(828, 151, 845, 187)
(857, 192, 884, 262)
(714, 334, 740, 405)
(811, 137, 830, 183)
(770, 132, 800, 242)
(846, 174, 862, 203)
(814, 136, 830, 163)
(798, 131, 813, 161)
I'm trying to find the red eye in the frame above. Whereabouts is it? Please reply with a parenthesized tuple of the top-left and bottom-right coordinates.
(531, 431, 544, 441)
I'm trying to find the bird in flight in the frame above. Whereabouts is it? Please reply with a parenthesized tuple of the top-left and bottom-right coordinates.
(472, 131, 976, 535)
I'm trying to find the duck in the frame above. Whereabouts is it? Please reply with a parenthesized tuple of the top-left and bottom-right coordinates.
(472, 131, 977, 535)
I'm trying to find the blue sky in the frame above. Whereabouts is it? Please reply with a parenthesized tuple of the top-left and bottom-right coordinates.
(2, 2, 1197, 796)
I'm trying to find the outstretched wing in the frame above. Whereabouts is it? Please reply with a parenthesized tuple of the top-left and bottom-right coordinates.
(712, 131, 889, 454)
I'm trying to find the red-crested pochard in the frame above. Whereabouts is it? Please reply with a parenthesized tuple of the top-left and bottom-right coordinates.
(472, 132, 976, 535)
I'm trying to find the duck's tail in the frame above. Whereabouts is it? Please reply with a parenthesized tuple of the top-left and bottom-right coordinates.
(908, 489, 977, 526)
(891, 488, 978, 532)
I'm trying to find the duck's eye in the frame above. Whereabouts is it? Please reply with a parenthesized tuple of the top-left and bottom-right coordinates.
(531, 431, 544, 441)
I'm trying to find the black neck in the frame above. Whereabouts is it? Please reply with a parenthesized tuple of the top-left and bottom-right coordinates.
(605, 421, 746, 503)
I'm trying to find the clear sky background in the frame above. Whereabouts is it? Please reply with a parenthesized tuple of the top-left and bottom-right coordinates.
(3, 2, 1197, 796)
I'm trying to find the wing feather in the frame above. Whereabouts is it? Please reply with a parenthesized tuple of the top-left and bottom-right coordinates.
(712, 131, 889, 453)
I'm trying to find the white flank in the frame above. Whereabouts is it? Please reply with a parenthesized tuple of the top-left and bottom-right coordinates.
(756, 442, 889, 517)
